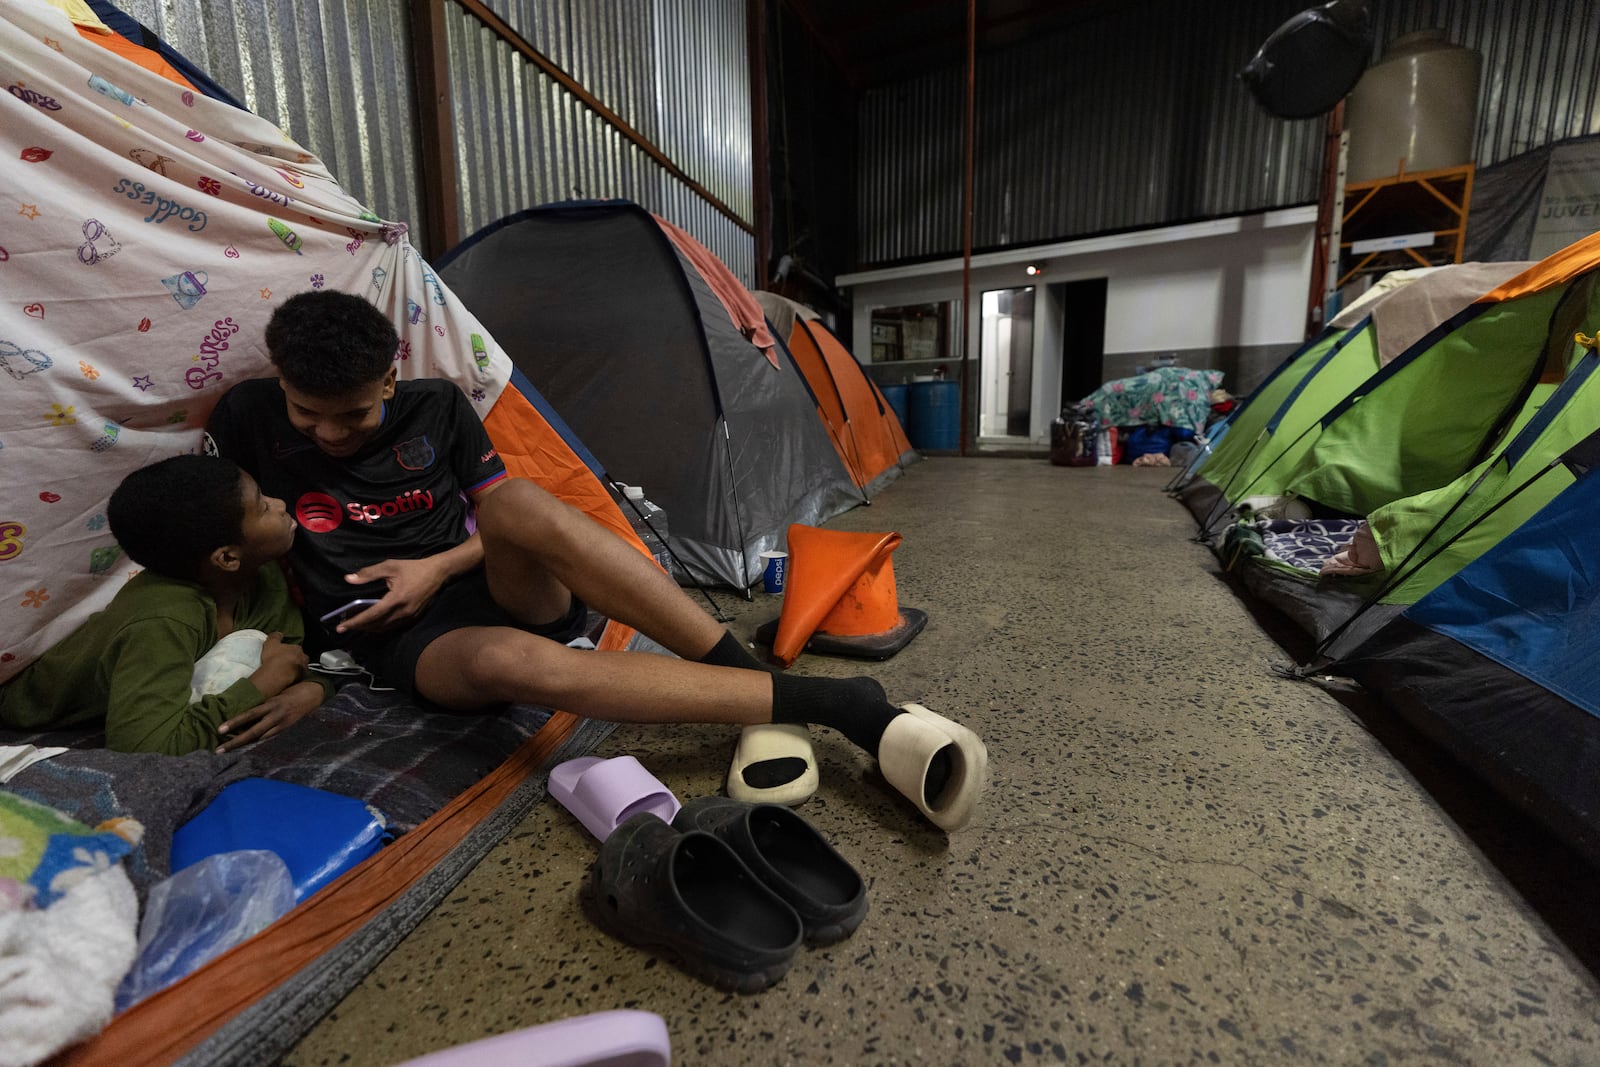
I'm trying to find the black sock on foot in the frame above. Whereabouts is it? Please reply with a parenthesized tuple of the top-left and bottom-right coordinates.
(770, 674, 900, 754)
(698, 631, 768, 672)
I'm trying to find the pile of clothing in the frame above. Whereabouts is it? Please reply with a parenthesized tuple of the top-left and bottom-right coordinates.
(0, 792, 141, 1066)
(1054, 368, 1229, 468)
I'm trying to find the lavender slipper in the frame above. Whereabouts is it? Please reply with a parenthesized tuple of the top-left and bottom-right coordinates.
(549, 756, 681, 843)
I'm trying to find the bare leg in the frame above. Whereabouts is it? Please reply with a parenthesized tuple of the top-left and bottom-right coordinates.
(475, 479, 725, 659)
(414, 626, 772, 721)
(414, 628, 982, 830)
(448, 481, 984, 829)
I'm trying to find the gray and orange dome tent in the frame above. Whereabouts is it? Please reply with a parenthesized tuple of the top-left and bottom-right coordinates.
(437, 202, 864, 590)
(757, 291, 918, 499)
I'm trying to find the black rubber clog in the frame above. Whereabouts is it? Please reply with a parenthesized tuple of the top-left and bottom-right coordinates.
(672, 796, 868, 946)
(583, 812, 803, 993)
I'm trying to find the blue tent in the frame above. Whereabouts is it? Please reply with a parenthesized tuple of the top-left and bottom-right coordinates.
(1337, 433, 1600, 863)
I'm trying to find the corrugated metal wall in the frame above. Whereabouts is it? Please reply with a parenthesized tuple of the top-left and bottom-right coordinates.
(858, 0, 1600, 266)
(114, 0, 755, 279)
(119, 0, 426, 236)
(445, 0, 754, 279)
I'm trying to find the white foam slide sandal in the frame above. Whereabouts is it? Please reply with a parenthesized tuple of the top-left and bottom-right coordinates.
(726, 723, 820, 806)
(878, 703, 988, 832)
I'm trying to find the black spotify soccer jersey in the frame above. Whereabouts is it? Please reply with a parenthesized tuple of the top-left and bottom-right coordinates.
(207, 377, 507, 615)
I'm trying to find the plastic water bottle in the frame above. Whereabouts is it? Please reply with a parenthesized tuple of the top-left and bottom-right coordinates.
(621, 485, 672, 574)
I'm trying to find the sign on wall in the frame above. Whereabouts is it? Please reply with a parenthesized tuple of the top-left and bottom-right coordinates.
(1529, 140, 1600, 259)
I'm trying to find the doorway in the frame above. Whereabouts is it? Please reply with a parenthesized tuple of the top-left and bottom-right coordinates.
(979, 287, 1036, 438)
(1059, 277, 1108, 409)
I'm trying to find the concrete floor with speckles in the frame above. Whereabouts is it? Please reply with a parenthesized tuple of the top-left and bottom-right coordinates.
(287, 458, 1600, 1067)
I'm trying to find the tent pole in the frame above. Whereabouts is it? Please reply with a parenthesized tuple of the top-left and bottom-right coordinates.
(1164, 427, 1219, 494)
(718, 418, 756, 599)
(607, 473, 733, 622)
(958, 0, 976, 457)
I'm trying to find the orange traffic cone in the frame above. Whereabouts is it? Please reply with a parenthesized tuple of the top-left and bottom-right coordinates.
(756, 524, 927, 667)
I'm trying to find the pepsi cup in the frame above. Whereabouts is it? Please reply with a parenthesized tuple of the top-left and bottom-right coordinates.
(760, 550, 788, 594)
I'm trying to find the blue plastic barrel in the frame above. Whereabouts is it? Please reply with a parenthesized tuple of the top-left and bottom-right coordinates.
(908, 380, 960, 450)
(880, 383, 910, 430)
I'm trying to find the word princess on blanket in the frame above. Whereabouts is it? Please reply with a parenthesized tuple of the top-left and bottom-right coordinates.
(111, 178, 208, 231)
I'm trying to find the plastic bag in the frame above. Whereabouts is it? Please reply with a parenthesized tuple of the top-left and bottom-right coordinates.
(188, 629, 268, 702)
(1094, 426, 1120, 466)
(1238, 0, 1372, 119)
(114, 849, 294, 1011)
(172, 778, 390, 902)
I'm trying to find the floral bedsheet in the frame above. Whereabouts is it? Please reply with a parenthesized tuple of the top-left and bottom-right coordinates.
(1082, 367, 1223, 437)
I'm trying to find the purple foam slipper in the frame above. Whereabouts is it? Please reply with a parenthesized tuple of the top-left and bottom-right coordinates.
(390, 1008, 669, 1066)
(549, 756, 681, 843)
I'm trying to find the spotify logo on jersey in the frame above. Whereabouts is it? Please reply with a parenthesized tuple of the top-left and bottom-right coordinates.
(295, 492, 343, 533)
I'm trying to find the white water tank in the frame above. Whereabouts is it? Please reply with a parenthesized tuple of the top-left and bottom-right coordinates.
(1345, 29, 1482, 184)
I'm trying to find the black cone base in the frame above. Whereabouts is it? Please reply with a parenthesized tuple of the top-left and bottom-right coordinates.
(754, 607, 928, 662)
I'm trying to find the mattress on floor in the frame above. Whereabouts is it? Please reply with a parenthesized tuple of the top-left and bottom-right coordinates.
(7, 612, 655, 1066)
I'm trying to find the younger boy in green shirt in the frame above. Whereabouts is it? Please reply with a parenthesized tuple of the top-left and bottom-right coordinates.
(0, 455, 332, 755)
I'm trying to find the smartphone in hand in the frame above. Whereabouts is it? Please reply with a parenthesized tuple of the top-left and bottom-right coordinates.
(319, 598, 380, 626)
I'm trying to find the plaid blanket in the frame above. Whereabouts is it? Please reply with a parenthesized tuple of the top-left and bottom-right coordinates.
(0, 684, 585, 899)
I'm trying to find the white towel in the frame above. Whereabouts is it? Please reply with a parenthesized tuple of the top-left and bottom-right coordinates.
(0, 865, 139, 1067)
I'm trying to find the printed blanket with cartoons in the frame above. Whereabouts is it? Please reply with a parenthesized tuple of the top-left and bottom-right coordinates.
(0, 0, 518, 683)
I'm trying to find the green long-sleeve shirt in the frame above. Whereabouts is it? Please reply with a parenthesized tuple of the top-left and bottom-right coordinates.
(0, 565, 333, 755)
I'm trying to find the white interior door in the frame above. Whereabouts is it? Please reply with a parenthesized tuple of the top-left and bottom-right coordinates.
(980, 288, 1035, 438)
(980, 293, 1012, 436)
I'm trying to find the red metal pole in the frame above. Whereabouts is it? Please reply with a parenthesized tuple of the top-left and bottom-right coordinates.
(410, 0, 459, 258)
(958, 0, 976, 455)
(1305, 100, 1346, 338)
(749, 0, 771, 290)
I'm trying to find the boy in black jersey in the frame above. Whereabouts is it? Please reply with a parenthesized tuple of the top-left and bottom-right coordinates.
(206, 291, 986, 831)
